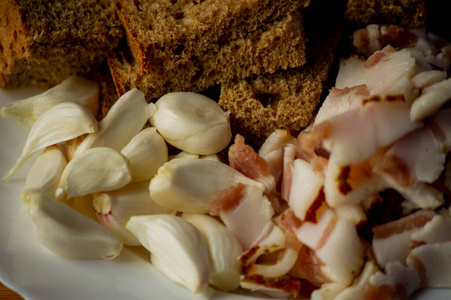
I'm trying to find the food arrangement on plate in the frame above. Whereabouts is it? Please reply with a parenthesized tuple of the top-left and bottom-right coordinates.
(1, 0, 451, 299)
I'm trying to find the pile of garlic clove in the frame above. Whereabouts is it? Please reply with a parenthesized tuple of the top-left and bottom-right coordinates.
(1, 76, 243, 294)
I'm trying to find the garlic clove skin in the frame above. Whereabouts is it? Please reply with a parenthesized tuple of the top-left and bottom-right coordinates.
(26, 192, 122, 259)
(21, 145, 67, 213)
(121, 127, 168, 183)
(125, 214, 210, 293)
(149, 92, 232, 155)
(74, 88, 149, 156)
(149, 157, 265, 213)
(56, 147, 131, 200)
(2, 102, 98, 180)
(181, 213, 243, 291)
(0, 75, 99, 130)
(93, 181, 175, 246)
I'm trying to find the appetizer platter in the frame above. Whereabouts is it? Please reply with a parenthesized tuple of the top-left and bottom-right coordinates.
(1, 0, 451, 299)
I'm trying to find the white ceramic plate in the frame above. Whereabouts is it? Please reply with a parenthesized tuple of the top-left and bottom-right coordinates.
(0, 87, 449, 300)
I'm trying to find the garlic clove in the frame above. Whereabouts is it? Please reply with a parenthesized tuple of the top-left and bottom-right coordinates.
(2, 102, 98, 180)
(93, 181, 175, 246)
(121, 127, 168, 183)
(56, 147, 131, 200)
(74, 88, 149, 156)
(181, 213, 243, 291)
(149, 157, 265, 213)
(0, 75, 99, 130)
(125, 214, 210, 293)
(26, 192, 122, 259)
(149, 92, 232, 155)
(21, 145, 67, 213)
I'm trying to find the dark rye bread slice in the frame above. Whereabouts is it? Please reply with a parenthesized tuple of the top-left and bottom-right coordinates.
(108, 10, 306, 101)
(0, 42, 107, 89)
(114, 0, 310, 75)
(344, 0, 428, 29)
(218, 0, 346, 145)
(0, 0, 122, 88)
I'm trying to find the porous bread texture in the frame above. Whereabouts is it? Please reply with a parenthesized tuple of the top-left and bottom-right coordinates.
(344, 0, 428, 29)
(114, 0, 310, 74)
(0, 0, 122, 88)
(108, 10, 306, 101)
(220, 67, 324, 141)
(0, 0, 122, 61)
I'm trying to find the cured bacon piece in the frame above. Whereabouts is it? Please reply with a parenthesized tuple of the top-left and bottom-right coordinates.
(286, 158, 324, 221)
(372, 125, 447, 210)
(310, 101, 423, 167)
(365, 46, 419, 104)
(280, 143, 297, 202)
(371, 210, 436, 268)
(352, 24, 418, 57)
(410, 77, 451, 121)
(313, 85, 370, 127)
(240, 274, 308, 299)
(289, 243, 328, 286)
(324, 153, 386, 207)
(381, 128, 445, 184)
(246, 232, 301, 278)
(365, 261, 421, 300)
(411, 70, 447, 89)
(240, 224, 286, 267)
(335, 56, 367, 89)
(258, 129, 295, 187)
(210, 183, 274, 250)
(408, 241, 451, 288)
(413, 29, 451, 69)
(229, 134, 275, 193)
(291, 209, 365, 285)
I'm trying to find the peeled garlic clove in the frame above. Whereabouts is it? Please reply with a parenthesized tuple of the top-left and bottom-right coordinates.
(21, 146, 67, 213)
(1, 75, 99, 130)
(149, 157, 265, 213)
(126, 214, 210, 293)
(149, 92, 232, 155)
(2, 102, 98, 179)
(57, 147, 131, 199)
(74, 88, 149, 156)
(182, 213, 243, 291)
(121, 127, 168, 183)
(93, 181, 174, 246)
(26, 192, 122, 259)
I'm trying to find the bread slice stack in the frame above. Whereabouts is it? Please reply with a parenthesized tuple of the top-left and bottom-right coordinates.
(218, 0, 347, 144)
(0, 0, 122, 89)
(108, 0, 311, 102)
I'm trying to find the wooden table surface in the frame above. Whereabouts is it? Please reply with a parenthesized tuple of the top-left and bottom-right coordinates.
(0, 281, 23, 299)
